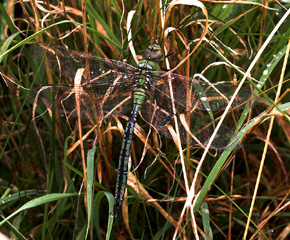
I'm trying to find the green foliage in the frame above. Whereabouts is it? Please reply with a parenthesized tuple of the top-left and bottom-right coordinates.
(1, 0, 290, 239)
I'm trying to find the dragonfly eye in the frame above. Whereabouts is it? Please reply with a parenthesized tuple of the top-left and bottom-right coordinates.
(151, 49, 164, 61)
(142, 48, 152, 60)
(142, 45, 164, 62)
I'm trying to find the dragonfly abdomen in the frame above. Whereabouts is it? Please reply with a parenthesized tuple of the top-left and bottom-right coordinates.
(112, 88, 148, 218)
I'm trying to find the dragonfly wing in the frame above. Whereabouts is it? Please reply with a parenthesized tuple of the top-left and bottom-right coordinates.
(153, 72, 256, 112)
(31, 43, 139, 83)
(140, 72, 256, 150)
(141, 97, 241, 150)
(30, 43, 139, 119)
(30, 81, 133, 120)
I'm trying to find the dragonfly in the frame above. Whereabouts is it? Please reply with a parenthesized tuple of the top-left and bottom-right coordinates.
(30, 42, 254, 218)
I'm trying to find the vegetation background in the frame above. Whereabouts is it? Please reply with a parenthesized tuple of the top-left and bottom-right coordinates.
(1, 0, 290, 239)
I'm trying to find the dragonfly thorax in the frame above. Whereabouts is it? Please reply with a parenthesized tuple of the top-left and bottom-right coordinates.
(133, 68, 153, 91)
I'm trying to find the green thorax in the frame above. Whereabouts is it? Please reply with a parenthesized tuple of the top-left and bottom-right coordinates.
(135, 44, 164, 86)
(138, 59, 161, 71)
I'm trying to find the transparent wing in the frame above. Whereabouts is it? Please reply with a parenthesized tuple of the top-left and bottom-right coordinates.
(141, 99, 241, 150)
(30, 43, 141, 119)
(30, 81, 134, 120)
(141, 73, 256, 150)
(153, 72, 254, 112)
(30, 43, 139, 84)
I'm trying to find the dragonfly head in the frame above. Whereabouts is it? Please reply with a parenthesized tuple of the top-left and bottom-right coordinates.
(142, 44, 164, 62)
